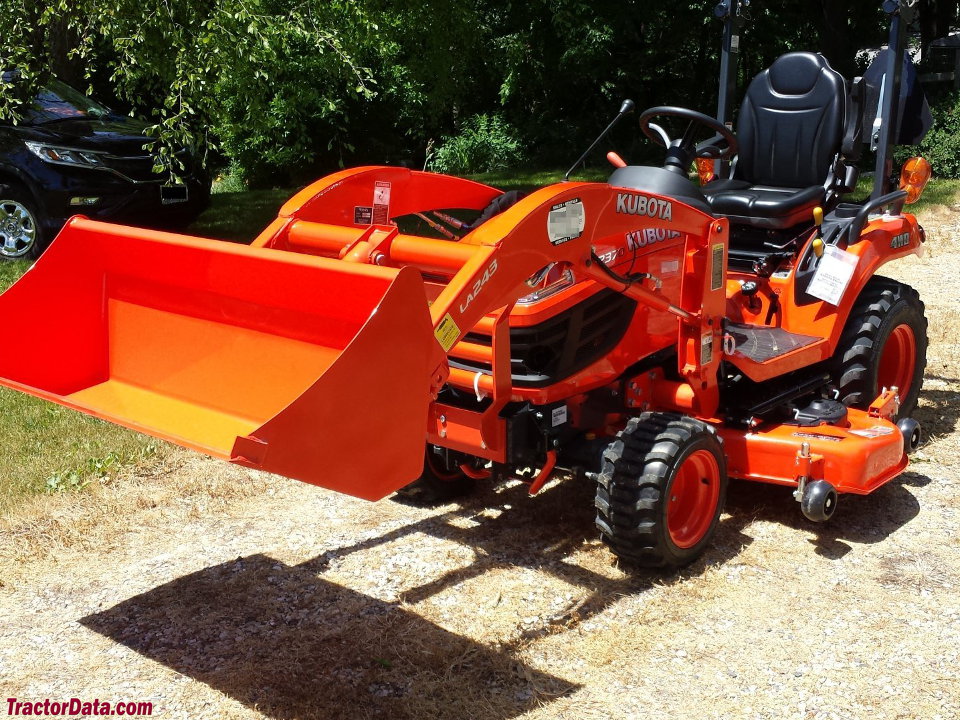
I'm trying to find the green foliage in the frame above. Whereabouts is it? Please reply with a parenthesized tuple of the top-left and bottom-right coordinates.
(0, 1, 380, 184)
(0, 1, 957, 181)
(429, 114, 525, 174)
(899, 92, 960, 179)
(44, 450, 145, 494)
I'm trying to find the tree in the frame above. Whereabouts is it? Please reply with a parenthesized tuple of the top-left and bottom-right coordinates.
(0, 1, 381, 183)
(1, 1, 957, 181)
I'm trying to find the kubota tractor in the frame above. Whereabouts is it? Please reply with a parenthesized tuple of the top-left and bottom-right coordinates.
(0, 1, 934, 567)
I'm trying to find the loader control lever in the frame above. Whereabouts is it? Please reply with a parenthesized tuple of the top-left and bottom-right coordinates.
(565, 99, 636, 180)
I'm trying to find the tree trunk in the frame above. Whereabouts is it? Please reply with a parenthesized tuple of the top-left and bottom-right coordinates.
(818, 1, 857, 77)
(47, 18, 84, 87)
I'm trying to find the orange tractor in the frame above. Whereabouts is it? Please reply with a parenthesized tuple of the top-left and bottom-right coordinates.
(0, 1, 934, 567)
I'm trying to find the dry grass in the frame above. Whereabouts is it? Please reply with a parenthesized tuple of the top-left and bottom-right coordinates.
(1, 190, 960, 719)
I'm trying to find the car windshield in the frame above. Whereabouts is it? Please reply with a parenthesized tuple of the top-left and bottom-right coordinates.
(25, 80, 111, 124)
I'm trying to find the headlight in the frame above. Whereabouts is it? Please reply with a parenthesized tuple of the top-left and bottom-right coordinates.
(518, 262, 576, 305)
(25, 141, 106, 168)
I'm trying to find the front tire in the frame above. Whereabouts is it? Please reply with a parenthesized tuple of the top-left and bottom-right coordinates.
(595, 413, 728, 569)
(0, 184, 43, 260)
(394, 446, 476, 505)
(831, 277, 927, 417)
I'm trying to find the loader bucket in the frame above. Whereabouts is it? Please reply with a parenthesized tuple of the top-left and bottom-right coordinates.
(0, 218, 443, 500)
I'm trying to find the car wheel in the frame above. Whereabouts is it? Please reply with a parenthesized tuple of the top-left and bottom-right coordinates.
(0, 185, 43, 260)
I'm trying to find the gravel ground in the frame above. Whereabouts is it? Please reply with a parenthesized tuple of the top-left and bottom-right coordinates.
(2, 204, 960, 720)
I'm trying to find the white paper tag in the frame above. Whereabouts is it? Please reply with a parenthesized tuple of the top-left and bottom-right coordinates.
(551, 405, 568, 427)
(547, 198, 585, 246)
(807, 245, 858, 306)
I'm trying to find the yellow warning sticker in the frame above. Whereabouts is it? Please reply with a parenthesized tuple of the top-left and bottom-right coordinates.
(435, 313, 461, 352)
(711, 242, 725, 291)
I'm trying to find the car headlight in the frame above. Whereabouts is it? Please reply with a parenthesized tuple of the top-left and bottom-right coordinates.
(24, 141, 106, 168)
(518, 262, 576, 305)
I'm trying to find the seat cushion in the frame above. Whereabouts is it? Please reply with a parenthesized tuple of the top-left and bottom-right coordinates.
(703, 180, 824, 229)
(737, 53, 846, 189)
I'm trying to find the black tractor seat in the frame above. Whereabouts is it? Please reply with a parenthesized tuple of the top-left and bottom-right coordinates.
(703, 181, 824, 229)
(704, 52, 858, 232)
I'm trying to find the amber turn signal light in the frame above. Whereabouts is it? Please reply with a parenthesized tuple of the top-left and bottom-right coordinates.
(696, 158, 716, 186)
(900, 157, 932, 205)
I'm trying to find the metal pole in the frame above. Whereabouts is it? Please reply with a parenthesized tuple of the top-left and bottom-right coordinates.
(872, 1, 914, 201)
(715, 0, 745, 176)
(716, 0, 743, 125)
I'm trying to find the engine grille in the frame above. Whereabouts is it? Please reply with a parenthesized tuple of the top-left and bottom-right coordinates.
(102, 149, 195, 183)
(450, 289, 636, 387)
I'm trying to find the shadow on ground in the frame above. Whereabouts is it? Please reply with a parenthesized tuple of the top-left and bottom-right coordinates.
(914, 377, 960, 439)
(725, 471, 925, 560)
(78, 478, 739, 718)
(81, 434, 927, 717)
(82, 553, 577, 720)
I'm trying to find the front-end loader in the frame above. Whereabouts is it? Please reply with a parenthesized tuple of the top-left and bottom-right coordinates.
(0, 1, 934, 568)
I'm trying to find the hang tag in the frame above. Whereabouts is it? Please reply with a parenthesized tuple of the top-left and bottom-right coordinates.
(807, 245, 858, 306)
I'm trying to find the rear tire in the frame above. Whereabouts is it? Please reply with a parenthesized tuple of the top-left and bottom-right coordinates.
(831, 277, 927, 417)
(595, 413, 728, 569)
(0, 184, 43, 260)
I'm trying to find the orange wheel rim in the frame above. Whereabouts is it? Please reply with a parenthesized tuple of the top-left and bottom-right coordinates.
(878, 324, 917, 399)
(667, 449, 721, 549)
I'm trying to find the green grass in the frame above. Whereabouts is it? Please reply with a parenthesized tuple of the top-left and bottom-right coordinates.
(466, 167, 609, 192)
(191, 186, 297, 243)
(195, 171, 960, 241)
(191, 169, 611, 244)
(846, 176, 958, 212)
(910, 178, 960, 210)
(0, 265, 162, 511)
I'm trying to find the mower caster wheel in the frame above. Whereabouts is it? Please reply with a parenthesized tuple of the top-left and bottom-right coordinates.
(898, 417, 922, 454)
(801, 480, 838, 523)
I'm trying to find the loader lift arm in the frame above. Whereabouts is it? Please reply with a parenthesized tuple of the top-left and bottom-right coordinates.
(255, 167, 731, 418)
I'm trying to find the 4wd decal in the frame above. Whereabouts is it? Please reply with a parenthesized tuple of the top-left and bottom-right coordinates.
(616, 193, 673, 221)
(547, 198, 586, 245)
(891, 232, 910, 249)
(459, 259, 499, 313)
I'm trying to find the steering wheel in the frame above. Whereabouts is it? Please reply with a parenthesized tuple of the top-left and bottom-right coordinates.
(638, 106, 738, 173)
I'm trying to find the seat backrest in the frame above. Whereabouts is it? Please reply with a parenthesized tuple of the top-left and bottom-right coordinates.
(735, 52, 846, 189)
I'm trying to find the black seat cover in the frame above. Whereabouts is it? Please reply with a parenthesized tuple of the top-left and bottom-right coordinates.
(705, 52, 846, 229)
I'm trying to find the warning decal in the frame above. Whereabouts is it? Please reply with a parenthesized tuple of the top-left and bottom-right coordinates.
(711, 243, 725, 291)
(792, 431, 843, 443)
(551, 405, 568, 427)
(700, 332, 714, 366)
(547, 198, 585, 246)
(372, 181, 392, 224)
(434, 313, 461, 352)
(850, 425, 896, 438)
(354, 206, 373, 225)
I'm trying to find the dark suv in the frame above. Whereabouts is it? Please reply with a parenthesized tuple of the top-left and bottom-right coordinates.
(0, 78, 211, 259)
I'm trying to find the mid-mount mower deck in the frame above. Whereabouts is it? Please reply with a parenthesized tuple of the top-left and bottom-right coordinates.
(0, 0, 935, 567)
